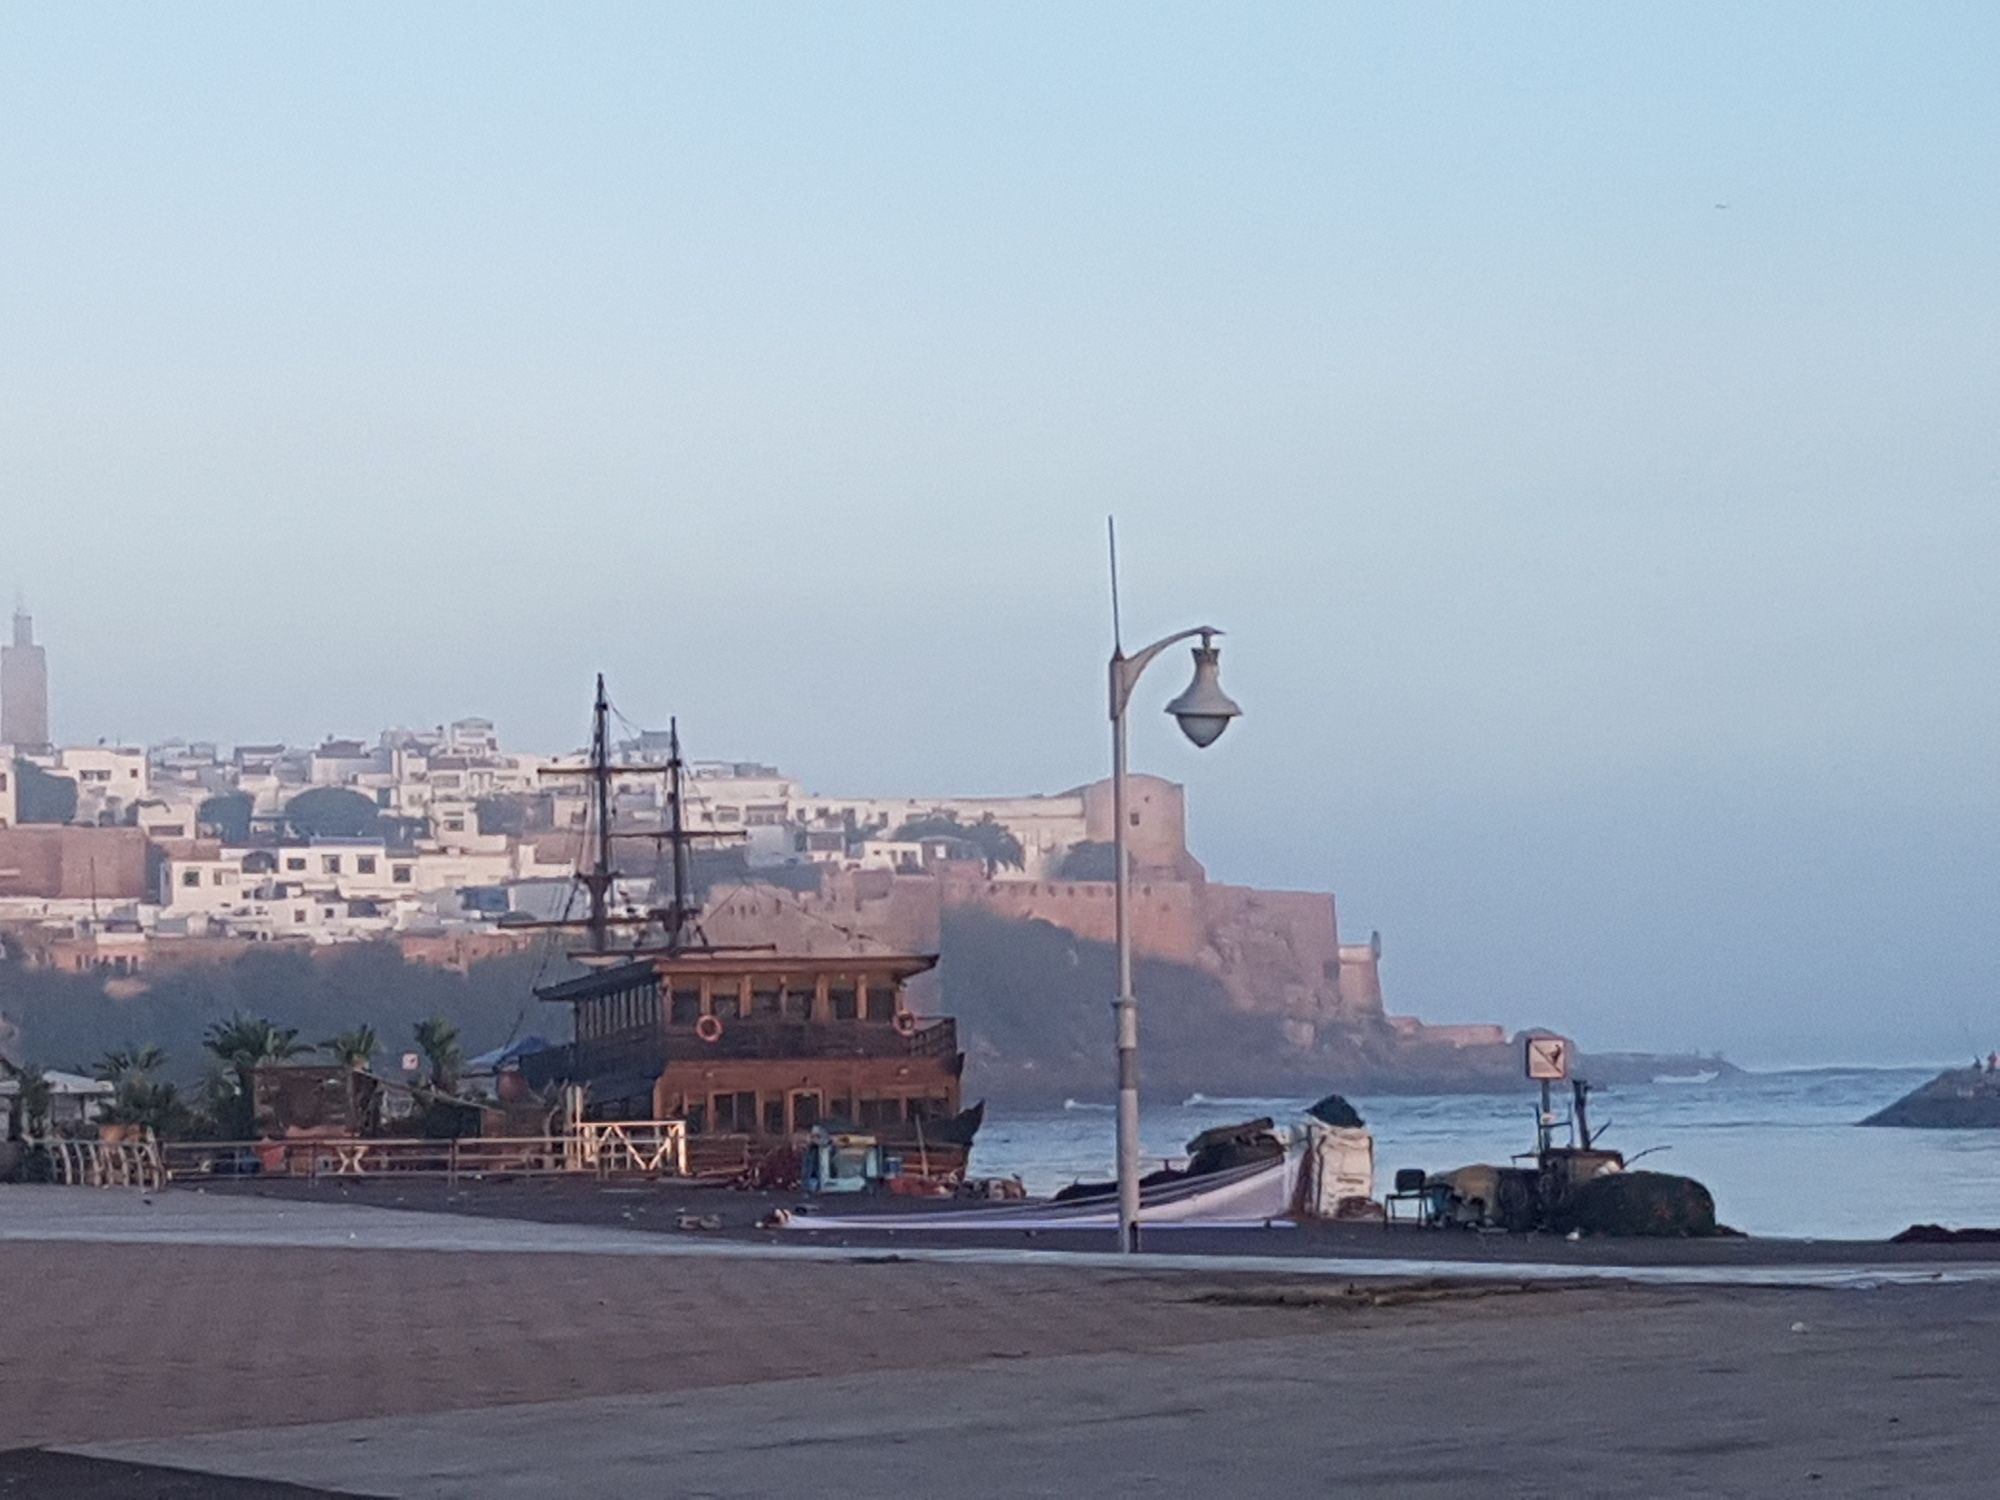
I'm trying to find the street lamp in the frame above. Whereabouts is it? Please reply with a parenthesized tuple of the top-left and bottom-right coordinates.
(1108, 624, 1240, 1252)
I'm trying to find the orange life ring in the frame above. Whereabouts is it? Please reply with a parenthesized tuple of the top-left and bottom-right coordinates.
(695, 1013, 724, 1044)
(893, 1010, 918, 1037)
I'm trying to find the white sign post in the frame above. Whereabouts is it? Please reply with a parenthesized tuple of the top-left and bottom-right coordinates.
(1525, 1035, 1570, 1082)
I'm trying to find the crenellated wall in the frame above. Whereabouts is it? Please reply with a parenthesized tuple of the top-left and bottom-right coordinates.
(685, 776, 1493, 1063)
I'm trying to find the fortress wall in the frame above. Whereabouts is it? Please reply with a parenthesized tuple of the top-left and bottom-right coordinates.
(702, 872, 944, 960)
(1078, 774, 1199, 877)
(0, 826, 151, 901)
(938, 871, 1206, 964)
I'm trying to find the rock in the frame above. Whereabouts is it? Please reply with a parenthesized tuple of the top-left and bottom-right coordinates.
(1549, 1170, 1718, 1238)
(1861, 1068, 2000, 1129)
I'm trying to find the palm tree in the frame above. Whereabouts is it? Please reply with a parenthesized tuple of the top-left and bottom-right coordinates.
(320, 1025, 379, 1072)
(412, 1017, 462, 1093)
(320, 1025, 379, 1132)
(202, 1013, 307, 1137)
(91, 1043, 168, 1086)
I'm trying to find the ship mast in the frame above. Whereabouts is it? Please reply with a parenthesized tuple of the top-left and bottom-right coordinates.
(585, 674, 616, 952)
(529, 675, 744, 960)
(661, 717, 697, 954)
(531, 673, 673, 957)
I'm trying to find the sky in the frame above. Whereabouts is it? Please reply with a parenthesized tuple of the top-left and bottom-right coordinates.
(3, 3, 1995, 1066)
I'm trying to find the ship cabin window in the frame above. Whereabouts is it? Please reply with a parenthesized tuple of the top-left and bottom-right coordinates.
(669, 985, 701, 1025)
(909, 1096, 950, 1124)
(684, 1102, 706, 1135)
(711, 1090, 757, 1132)
(710, 985, 742, 1022)
(780, 984, 811, 1021)
(858, 1097, 901, 1128)
(749, 980, 782, 1019)
(762, 1096, 785, 1135)
(829, 983, 859, 1022)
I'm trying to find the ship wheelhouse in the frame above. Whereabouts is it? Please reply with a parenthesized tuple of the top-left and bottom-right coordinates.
(534, 951, 961, 1139)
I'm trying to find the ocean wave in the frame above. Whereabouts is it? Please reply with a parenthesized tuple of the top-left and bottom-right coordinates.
(1182, 1092, 1308, 1110)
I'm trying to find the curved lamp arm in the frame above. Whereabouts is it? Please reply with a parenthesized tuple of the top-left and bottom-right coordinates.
(1109, 626, 1223, 719)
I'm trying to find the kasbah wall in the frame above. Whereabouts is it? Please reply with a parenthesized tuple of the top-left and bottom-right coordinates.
(702, 773, 1490, 1052)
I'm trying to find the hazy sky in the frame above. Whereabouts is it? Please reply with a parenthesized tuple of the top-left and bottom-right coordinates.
(4, 3, 1995, 1065)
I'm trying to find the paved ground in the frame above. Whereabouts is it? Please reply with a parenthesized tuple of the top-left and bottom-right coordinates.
(211, 1174, 2000, 1270)
(6, 1187, 2000, 1496)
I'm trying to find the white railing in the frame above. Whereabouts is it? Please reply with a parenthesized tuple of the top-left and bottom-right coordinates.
(156, 1122, 691, 1184)
(568, 1119, 690, 1178)
(35, 1136, 166, 1189)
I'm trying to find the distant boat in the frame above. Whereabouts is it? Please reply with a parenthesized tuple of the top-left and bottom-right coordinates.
(1653, 1070, 1720, 1085)
(1063, 1098, 1114, 1112)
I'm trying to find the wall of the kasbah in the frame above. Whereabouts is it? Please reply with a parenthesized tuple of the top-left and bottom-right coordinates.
(938, 868, 1206, 963)
(687, 773, 1420, 1047)
(699, 859, 1394, 1042)
(933, 872, 1385, 1036)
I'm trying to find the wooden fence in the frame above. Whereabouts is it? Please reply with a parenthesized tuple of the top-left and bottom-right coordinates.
(35, 1137, 166, 1189)
(159, 1120, 691, 1185)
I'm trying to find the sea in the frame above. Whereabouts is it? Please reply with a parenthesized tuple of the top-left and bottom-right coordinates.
(971, 1067, 2000, 1241)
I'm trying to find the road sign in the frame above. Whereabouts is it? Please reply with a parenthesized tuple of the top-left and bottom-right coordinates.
(400, 1051, 421, 1075)
(1525, 1035, 1570, 1081)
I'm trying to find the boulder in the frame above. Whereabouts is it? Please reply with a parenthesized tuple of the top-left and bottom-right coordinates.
(1551, 1170, 1717, 1237)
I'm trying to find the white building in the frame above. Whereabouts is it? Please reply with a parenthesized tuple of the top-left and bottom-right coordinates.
(56, 745, 150, 823)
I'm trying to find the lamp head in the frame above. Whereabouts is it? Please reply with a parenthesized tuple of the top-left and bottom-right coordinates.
(1164, 632, 1241, 749)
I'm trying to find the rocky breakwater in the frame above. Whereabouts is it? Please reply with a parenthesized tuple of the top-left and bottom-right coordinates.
(1861, 1067, 2000, 1128)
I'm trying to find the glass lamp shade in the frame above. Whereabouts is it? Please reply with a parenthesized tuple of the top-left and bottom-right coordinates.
(1164, 644, 1241, 748)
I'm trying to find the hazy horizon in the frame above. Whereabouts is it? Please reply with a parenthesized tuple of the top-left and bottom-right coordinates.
(4, 3, 1994, 1071)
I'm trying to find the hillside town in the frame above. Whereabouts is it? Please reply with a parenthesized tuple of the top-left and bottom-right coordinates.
(0, 604, 1568, 1112)
(0, 605, 1534, 1075)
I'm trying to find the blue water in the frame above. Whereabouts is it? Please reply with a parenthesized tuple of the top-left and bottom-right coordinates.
(972, 1068, 2000, 1240)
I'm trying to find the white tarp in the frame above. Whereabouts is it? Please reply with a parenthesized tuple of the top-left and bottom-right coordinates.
(784, 1156, 1297, 1233)
(1297, 1125, 1374, 1219)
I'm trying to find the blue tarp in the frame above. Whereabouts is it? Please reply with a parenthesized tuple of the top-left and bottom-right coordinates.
(463, 1035, 559, 1073)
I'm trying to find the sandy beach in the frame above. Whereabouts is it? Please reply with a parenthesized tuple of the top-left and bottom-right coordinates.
(4, 1184, 2000, 1496)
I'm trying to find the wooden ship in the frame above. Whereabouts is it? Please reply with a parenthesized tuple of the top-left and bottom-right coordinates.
(518, 677, 979, 1179)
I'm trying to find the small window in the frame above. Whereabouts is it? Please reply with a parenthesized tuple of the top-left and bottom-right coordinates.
(762, 1096, 785, 1135)
(750, 983, 782, 1020)
(293, 909, 307, 923)
(181, 869, 201, 888)
(443, 817, 465, 833)
(212, 871, 226, 886)
(670, 987, 701, 1025)
(712, 1090, 757, 1132)
(711, 988, 742, 1022)
(322, 855, 341, 875)
(830, 985, 858, 1022)
(357, 856, 377, 875)
(285, 856, 306, 872)
(392, 865, 413, 884)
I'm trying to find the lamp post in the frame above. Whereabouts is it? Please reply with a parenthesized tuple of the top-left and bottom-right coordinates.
(1108, 624, 1241, 1251)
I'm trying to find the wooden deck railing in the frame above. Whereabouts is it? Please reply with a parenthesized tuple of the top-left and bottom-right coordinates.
(33, 1137, 166, 1189)
(159, 1122, 691, 1185)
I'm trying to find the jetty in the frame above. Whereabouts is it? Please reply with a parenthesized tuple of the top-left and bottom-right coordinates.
(1861, 1065, 2000, 1128)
